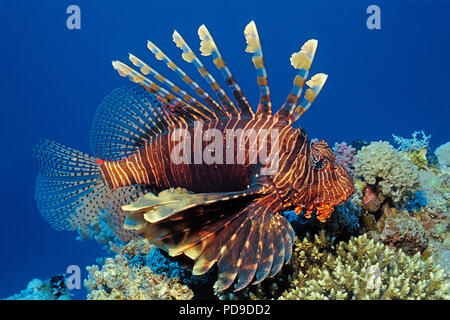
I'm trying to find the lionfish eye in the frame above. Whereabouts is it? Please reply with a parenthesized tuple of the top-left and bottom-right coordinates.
(311, 156, 328, 170)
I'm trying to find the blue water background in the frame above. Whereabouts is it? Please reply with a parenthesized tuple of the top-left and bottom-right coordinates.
(0, 0, 449, 299)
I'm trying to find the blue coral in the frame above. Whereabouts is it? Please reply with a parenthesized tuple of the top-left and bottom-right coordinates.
(333, 202, 361, 234)
(123, 244, 211, 287)
(145, 246, 189, 281)
(402, 190, 428, 212)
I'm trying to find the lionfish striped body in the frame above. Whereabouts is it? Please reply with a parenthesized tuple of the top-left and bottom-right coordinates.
(33, 21, 354, 292)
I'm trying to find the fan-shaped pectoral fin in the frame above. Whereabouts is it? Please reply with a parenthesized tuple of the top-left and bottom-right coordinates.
(122, 185, 264, 226)
(211, 195, 295, 291)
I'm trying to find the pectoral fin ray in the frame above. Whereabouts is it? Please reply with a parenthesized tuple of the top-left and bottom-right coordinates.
(123, 186, 261, 225)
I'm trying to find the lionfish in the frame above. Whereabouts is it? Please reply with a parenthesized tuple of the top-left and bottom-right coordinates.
(33, 21, 354, 292)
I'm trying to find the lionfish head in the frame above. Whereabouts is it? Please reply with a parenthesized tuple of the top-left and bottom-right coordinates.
(291, 139, 354, 222)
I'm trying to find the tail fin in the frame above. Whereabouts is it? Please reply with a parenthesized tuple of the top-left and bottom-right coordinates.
(32, 139, 109, 231)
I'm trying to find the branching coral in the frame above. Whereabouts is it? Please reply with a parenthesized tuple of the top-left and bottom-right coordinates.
(84, 253, 194, 300)
(392, 130, 431, 152)
(279, 232, 449, 300)
(354, 141, 420, 205)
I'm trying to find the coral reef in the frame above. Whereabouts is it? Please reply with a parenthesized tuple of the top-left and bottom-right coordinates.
(121, 239, 212, 289)
(403, 190, 427, 212)
(85, 253, 194, 300)
(379, 208, 428, 255)
(416, 207, 450, 276)
(279, 232, 449, 300)
(4, 275, 71, 300)
(145, 246, 212, 288)
(351, 139, 449, 277)
(354, 141, 420, 205)
(332, 142, 356, 176)
(216, 265, 295, 300)
(22, 137, 444, 301)
(73, 138, 450, 300)
(219, 231, 448, 300)
(85, 239, 213, 300)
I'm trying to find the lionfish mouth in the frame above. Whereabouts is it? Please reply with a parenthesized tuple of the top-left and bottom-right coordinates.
(291, 181, 355, 223)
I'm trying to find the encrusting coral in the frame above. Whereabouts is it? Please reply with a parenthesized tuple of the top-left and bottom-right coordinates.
(279, 231, 449, 300)
(354, 141, 420, 205)
(379, 208, 428, 255)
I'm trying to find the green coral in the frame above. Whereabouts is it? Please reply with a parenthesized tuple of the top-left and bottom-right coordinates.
(279, 232, 449, 300)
